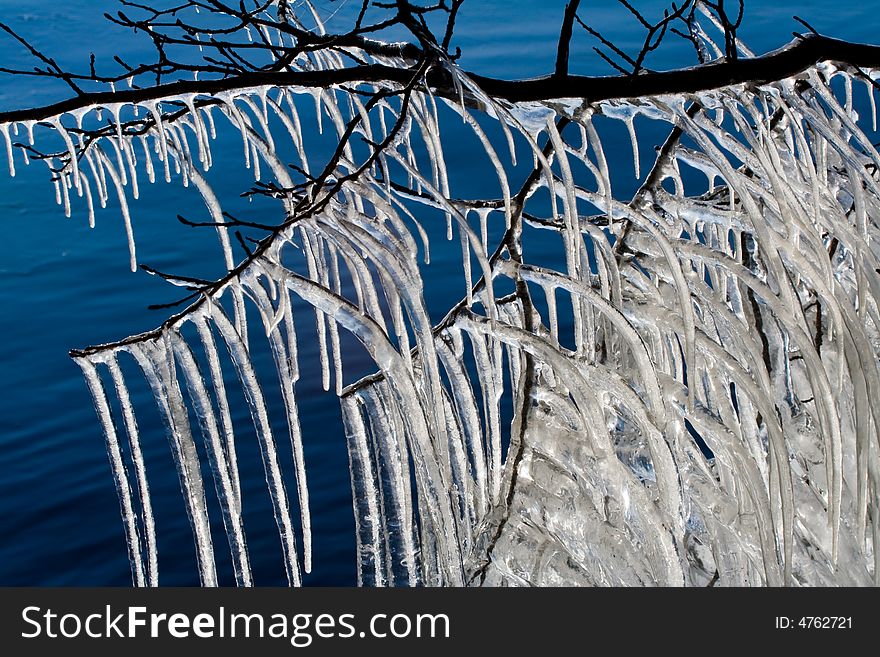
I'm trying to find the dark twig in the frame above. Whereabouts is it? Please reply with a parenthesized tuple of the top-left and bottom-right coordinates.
(555, 0, 582, 78)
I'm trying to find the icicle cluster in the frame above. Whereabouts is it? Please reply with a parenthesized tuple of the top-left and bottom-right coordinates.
(5, 10, 880, 586)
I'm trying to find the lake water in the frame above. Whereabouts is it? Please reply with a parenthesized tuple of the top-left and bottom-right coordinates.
(0, 0, 874, 585)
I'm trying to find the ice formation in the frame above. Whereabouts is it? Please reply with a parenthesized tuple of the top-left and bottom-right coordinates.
(3, 3, 880, 586)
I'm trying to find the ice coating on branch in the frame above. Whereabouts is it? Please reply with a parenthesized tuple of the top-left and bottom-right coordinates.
(246, 269, 313, 574)
(76, 358, 147, 587)
(1, 123, 15, 177)
(209, 303, 303, 586)
(105, 356, 158, 587)
(127, 340, 218, 586)
(341, 395, 385, 585)
(169, 332, 253, 586)
(13, 15, 876, 587)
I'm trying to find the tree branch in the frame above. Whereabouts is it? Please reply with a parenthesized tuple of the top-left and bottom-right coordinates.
(3, 34, 879, 126)
(555, 0, 582, 78)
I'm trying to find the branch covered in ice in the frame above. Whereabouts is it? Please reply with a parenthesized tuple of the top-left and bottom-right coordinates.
(3, 1, 880, 587)
(5, 33, 880, 126)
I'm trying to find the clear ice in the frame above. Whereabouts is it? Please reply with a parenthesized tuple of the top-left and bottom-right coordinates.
(5, 4, 880, 587)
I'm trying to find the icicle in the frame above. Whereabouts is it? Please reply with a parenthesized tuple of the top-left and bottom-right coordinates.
(341, 396, 386, 586)
(84, 150, 107, 209)
(246, 271, 313, 573)
(476, 207, 493, 255)
(59, 172, 71, 218)
(461, 231, 473, 307)
(105, 355, 158, 586)
(123, 137, 140, 200)
(51, 117, 81, 194)
(51, 171, 61, 206)
(329, 245, 345, 396)
(186, 163, 235, 272)
(169, 331, 253, 586)
(110, 103, 125, 146)
(273, 91, 309, 176)
(144, 101, 172, 183)
(140, 136, 156, 184)
(78, 171, 96, 228)
(239, 94, 275, 157)
(166, 124, 189, 185)
(312, 89, 324, 135)
(583, 113, 614, 225)
(463, 329, 502, 503)
(445, 103, 512, 228)
(625, 116, 640, 179)
(203, 105, 217, 140)
(437, 336, 488, 519)
(301, 228, 332, 391)
(76, 359, 147, 587)
(1, 123, 14, 177)
(129, 341, 218, 586)
(182, 94, 211, 170)
(544, 283, 559, 346)
(360, 383, 419, 585)
(209, 304, 303, 586)
(95, 146, 137, 271)
(867, 77, 878, 133)
(845, 72, 854, 118)
(194, 317, 242, 508)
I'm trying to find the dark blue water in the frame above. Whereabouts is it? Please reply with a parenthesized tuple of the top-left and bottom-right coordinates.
(0, 0, 874, 585)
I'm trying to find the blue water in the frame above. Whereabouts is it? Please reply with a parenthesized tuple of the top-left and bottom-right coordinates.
(0, 1, 874, 585)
